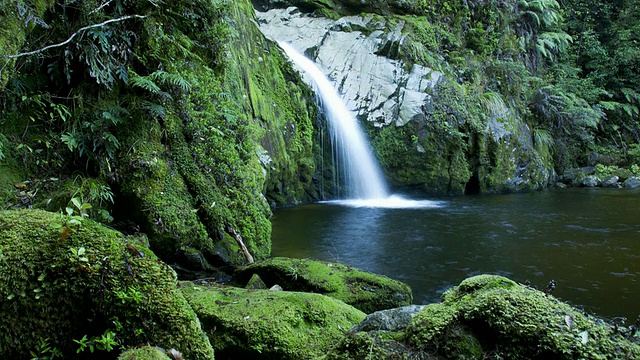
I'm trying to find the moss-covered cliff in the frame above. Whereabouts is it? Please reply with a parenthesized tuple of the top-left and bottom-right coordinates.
(0, 0, 320, 271)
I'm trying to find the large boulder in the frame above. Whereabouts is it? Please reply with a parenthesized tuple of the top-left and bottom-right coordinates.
(0, 209, 214, 359)
(232, 257, 412, 313)
(328, 275, 640, 359)
(181, 283, 366, 359)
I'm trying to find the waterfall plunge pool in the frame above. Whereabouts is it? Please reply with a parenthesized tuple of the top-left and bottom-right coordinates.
(271, 188, 640, 321)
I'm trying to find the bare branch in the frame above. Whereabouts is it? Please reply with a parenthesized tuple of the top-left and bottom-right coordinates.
(5, 14, 146, 60)
(89, 0, 113, 15)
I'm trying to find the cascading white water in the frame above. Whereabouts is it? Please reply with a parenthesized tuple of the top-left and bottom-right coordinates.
(278, 41, 442, 209)
(278, 41, 389, 200)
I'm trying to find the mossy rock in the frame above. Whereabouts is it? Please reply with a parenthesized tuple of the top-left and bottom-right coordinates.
(407, 274, 640, 359)
(231, 257, 413, 313)
(326, 331, 413, 360)
(0, 209, 214, 359)
(181, 283, 366, 359)
(328, 275, 640, 359)
(118, 346, 172, 360)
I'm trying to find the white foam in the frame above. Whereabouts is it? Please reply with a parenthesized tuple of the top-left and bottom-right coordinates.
(322, 195, 444, 209)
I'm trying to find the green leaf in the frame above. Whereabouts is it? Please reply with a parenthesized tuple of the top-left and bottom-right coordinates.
(71, 197, 82, 209)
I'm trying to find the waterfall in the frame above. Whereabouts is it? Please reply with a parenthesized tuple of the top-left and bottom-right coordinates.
(278, 41, 389, 200)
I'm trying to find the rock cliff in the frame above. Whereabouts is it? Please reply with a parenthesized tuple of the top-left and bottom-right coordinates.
(255, 2, 553, 194)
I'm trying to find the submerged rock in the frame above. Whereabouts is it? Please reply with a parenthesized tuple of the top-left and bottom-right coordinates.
(232, 257, 412, 313)
(0, 209, 214, 359)
(328, 274, 640, 359)
(180, 283, 366, 359)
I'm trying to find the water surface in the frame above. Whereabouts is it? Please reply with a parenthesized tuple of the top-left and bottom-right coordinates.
(272, 188, 640, 321)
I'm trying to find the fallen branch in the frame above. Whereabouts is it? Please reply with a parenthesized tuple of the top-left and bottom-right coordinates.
(226, 225, 254, 264)
(6, 14, 146, 60)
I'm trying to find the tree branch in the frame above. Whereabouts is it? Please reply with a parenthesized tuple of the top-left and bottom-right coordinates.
(5, 14, 146, 60)
(226, 225, 255, 264)
(89, 0, 113, 15)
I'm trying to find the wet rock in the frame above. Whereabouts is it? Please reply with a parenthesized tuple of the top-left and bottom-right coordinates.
(624, 177, 640, 188)
(256, 7, 443, 128)
(351, 305, 426, 332)
(602, 176, 621, 188)
(232, 257, 412, 313)
(327, 275, 640, 359)
(580, 175, 601, 187)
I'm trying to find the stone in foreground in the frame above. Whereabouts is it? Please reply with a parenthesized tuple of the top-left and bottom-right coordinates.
(0, 209, 213, 359)
(181, 283, 366, 359)
(232, 257, 412, 313)
(328, 275, 640, 359)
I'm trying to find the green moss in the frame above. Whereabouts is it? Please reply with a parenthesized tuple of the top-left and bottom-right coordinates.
(181, 283, 366, 359)
(326, 331, 410, 360)
(0, 135, 24, 207)
(117, 113, 214, 266)
(0, 0, 55, 90)
(0, 209, 214, 359)
(232, 257, 413, 313)
(408, 303, 459, 346)
(406, 275, 640, 359)
(118, 346, 172, 360)
(371, 119, 470, 194)
(225, 0, 319, 206)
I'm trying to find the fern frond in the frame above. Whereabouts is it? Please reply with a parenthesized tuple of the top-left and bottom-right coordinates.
(150, 70, 192, 93)
(143, 100, 166, 119)
(128, 73, 162, 95)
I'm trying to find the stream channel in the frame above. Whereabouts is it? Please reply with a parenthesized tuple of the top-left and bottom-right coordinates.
(272, 188, 640, 321)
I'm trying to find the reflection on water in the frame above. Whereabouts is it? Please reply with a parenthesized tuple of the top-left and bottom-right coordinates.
(271, 188, 640, 320)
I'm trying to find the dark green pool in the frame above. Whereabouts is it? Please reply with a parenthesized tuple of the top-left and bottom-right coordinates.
(271, 188, 640, 321)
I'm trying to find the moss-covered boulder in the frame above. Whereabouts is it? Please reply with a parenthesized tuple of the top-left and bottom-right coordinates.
(118, 346, 172, 360)
(417, 275, 640, 359)
(231, 257, 412, 313)
(0, 209, 214, 359)
(181, 283, 366, 359)
(328, 274, 640, 359)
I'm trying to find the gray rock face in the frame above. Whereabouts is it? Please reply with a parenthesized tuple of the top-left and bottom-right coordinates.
(624, 177, 640, 189)
(256, 7, 443, 127)
(580, 175, 601, 187)
(351, 305, 427, 332)
(602, 176, 621, 188)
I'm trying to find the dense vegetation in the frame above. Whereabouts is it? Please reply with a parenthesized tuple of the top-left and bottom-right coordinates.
(0, 0, 638, 271)
(1, 1, 639, 357)
(1, 0, 318, 269)
(406, 0, 640, 173)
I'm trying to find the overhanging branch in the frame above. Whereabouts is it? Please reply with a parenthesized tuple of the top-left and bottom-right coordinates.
(5, 14, 146, 60)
